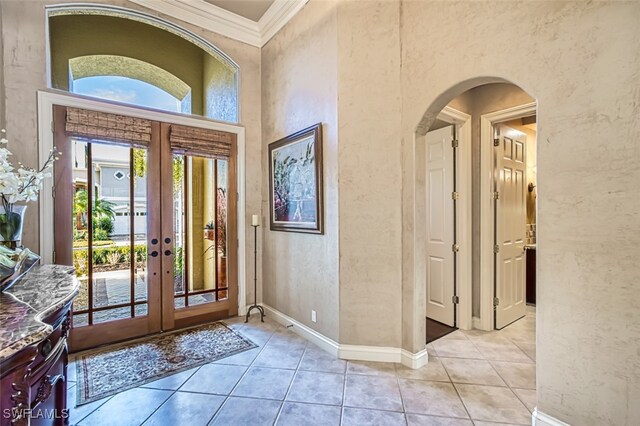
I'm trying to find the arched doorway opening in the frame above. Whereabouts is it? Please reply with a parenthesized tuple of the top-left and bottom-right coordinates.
(413, 78, 538, 415)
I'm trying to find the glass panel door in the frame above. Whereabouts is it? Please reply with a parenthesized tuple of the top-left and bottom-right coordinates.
(70, 142, 150, 326)
(160, 123, 237, 330)
(53, 107, 162, 351)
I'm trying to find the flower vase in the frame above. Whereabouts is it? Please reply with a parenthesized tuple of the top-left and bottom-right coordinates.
(0, 205, 27, 248)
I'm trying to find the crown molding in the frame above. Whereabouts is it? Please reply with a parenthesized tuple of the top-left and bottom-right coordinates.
(128, 0, 309, 48)
(258, 0, 309, 46)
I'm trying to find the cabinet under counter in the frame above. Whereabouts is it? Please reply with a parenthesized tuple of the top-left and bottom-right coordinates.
(0, 265, 79, 426)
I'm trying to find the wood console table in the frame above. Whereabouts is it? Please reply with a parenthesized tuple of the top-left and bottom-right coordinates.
(0, 265, 79, 426)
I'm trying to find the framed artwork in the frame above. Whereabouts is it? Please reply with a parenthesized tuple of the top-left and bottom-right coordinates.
(269, 123, 323, 234)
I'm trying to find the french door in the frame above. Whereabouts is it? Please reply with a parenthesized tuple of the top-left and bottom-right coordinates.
(159, 123, 238, 331)
(52, 106, 237, 351)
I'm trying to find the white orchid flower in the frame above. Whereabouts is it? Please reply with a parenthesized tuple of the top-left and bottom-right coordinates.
(0, 129, 56, 211)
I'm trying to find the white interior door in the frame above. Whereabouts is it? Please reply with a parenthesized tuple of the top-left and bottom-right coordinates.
(425, 125, 455, 326)
(495, 124, 527, 329)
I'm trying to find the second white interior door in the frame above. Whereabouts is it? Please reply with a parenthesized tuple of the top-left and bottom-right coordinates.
(425, 125, 455, 326)
(495, 124, 527, 329)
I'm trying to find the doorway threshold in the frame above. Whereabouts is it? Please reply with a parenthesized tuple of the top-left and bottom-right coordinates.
(426, 318, 457, 344)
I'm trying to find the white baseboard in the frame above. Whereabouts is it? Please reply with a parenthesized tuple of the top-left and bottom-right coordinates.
(261, 304, 340, 357)
(532, 408, 571, 426)
(260, 304, 428, 369)
(401, 348, 429, 369)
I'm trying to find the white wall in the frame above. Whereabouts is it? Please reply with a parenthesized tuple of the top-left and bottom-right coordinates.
(261, 0, 340, 340)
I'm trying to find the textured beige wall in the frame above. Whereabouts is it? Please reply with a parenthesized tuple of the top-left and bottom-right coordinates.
(261, 0, 339, 340)
(0, 0, 262, 308)
(400, 1, 640, 423)
(337, 0, 403, 347)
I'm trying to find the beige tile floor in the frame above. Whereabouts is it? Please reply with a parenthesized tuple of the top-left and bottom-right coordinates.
(67, 306, 536, 425)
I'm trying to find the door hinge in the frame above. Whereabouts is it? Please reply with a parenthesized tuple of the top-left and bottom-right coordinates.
(493, 244, 500, 253)
(52, 251, 56, 263)
(493, 138, 500, 147)
(493, 297, 500, 306)
(452, 244, 460, 253)
(492, 191, 500, 200)
(452, 295, 459, 304)
(51, 121, 55, 132)
(451, 139, 459, 148)
(51, 185, 56, 199)
(451, 191, 459, 200)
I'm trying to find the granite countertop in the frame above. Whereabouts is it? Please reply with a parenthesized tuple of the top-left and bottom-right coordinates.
(0, 264, 79, 362)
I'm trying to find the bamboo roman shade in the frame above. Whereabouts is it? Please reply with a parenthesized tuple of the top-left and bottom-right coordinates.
(64, 108, 234, 157)
(169, 124, 233, 159)
(65, 107, 152, 147)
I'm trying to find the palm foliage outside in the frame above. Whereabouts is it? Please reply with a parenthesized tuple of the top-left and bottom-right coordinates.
(73, 189, 116, 242)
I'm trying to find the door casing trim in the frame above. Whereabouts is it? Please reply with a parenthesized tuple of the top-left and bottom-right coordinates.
(479, 102, 536, 331)
(37, 89, 248, 315)
(438, 106, 472, 330)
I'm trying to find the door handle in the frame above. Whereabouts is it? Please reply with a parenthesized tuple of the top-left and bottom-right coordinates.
(164, 250, 172, 256)
(150, 251, 159, 257)
(164, 237, 171, 244)
(151, 238, 159, 245)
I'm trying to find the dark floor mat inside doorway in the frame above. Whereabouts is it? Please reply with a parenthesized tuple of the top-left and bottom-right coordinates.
(426, 318, 457, 343)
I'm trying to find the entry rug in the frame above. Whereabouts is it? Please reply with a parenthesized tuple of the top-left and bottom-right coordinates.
(75, 322, 256, 405)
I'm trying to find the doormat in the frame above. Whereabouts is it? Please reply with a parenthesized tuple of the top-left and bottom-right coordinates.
(426, 318, 457, 344)
(75, 322, 256, 405)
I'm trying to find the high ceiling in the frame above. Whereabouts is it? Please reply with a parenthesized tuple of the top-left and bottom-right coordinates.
(204, 0, 275, 22)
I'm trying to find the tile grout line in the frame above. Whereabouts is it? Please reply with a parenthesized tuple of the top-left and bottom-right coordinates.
(460, 314, 535, 423)
(272, 337, 309, 425)
(439, 354, 474, 422)
(392, 363, 409, 426)
(339, 362, 348, 426)
(137, 364, 203, 426)
(208, 321, 279, 425)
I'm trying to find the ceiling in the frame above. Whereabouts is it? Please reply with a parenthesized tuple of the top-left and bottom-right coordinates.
(204, 0, 275, 22)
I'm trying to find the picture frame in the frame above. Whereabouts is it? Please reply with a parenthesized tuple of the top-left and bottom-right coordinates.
(268, 123, 323, 234)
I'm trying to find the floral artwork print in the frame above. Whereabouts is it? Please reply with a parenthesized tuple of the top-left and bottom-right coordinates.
(272, 135, 316, 224)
